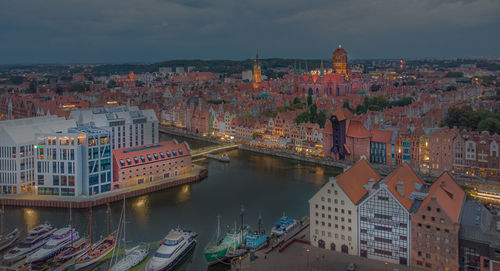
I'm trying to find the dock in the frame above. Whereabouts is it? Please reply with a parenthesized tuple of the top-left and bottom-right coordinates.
(263, 217, 310, 255)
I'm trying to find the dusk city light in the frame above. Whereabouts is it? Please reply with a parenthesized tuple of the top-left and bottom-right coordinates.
(0, 1, 500, 271)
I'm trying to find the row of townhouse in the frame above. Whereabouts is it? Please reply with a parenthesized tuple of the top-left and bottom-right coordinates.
(310, 159, 467, 271)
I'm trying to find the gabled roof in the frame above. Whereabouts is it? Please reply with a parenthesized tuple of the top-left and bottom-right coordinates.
(421, 172, 465, 223)
(113, 141, 190, 169)
(346, 120, 370, 138)
(337, 159, 381, 205)
(385, 162, 424, 211)
(371, 129, 394, 143)
(332, 108, 353, 121)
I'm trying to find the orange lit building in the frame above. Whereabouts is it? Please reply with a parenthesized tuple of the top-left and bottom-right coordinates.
(253, 53, 262, 89)
(112, 140, 192, 189)
(333, 45, 348, 80)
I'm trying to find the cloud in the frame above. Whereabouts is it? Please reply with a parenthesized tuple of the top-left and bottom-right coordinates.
(0, 0, 499, 63)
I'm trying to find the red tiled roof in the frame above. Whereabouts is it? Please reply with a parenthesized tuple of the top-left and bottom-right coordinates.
(346, 120, 370, 138)
(421, 172, 465, 223)
(332, 108, 353, 121)
(385, 162, 423, 211)
(337, 159, 381, 204)
(113, 141, 190, 169)
(371, 129, 394, 143)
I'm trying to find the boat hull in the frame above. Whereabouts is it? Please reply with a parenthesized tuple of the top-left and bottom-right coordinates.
(204, 246, 228, 266)
(71, 239, 116, 270)
(110, 247, 148, 271)
(146, 240, 195, 271)
(0, 229, 19, 251)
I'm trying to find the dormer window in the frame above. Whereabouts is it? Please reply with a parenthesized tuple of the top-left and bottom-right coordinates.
(153, 153, 159, 160)
(126, 158, 131, 165)
(133, 157, 139, 163)
(140, 155, 145, 162)
(178, 149, 183, 155)
(119, 159, 125, 166)
(147, 154, 152, 161)
(159, 152, 165, 158)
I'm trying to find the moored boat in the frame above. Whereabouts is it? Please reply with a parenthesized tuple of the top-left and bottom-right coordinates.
(27, 226, 79, 263)
(204, 224, 249, 266)
(3, 224, 56, 263)
(54, 237, 89, 262)
(71, 234, 116, 270)
(145, 228, 197, 271)
(271, 214, 297, 237)
(245, 213, 267, 250)
(0, 228, 20, 251)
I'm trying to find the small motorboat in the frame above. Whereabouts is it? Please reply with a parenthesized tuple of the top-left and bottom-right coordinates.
(54, 237, 89, 262)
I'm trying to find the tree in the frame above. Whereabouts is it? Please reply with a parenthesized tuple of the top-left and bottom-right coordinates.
(295, 112, 310, 124)
(370, 84, 381, 92)
(478, 118, 500, 134)
(293, 97, 302, 104)
(343, 100, 352, 111)
(307, 95, 313, 106)
(28, 81, 37, 93)
(107, 80, 117, 88)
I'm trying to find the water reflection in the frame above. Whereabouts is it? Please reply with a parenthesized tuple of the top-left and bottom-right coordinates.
(132, 195, 150, 226)
(176, 185, 191, 203)
(23, 208, 39, 229)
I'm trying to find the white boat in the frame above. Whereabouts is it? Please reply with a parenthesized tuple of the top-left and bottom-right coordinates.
(3, 224, 56, 263)
(145, 228, 197, 271)
(27, 226, 79, 263)
(109, 244, 149, 271)
(0, 228, 20, 251)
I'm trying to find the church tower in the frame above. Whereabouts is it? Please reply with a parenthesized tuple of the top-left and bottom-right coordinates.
(333, 45, 348, 80)
(253, 52, 262, 88)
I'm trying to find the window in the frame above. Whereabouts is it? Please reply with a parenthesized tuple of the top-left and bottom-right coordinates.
(147, 154, 152, 161)
(178, 149, 183, 155)
(153, 153, 159, 160)
(133, 157, 139, 163)
(440, 219, 445, 224)
(126, 158, 132, 165)
(426, 253, 431, 259)
(172, 150, 177, 156)
(140, 155, 145, 162)
(166, 151, 171, 157)
(422, 215, 426, 219)
(159, 152, 165, 158)
(119, 159, 125, 166)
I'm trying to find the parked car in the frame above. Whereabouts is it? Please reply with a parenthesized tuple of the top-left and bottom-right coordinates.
(347, 263, 356, 271)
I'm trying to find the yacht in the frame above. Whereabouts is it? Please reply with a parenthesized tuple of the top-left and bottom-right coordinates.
(0, 228, 19, 251)
(3, 224, 56, 263)
(27, 226, 79, 263)
(271, 215, 297, 237)
(109, 244, 149, 271)
(145, 228, 197, 271)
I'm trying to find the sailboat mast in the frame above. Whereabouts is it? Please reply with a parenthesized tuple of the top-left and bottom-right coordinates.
(89, 207, 93, 252)
(106, 203, 110, 236)
(1, 203, 4, 235)
(258, 212, 262, 235)
(216, 215, 221, 241)
(123, 197, 126, 245)
(240, 206, 245, 242)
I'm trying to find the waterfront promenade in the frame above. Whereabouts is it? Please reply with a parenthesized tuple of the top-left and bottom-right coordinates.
(0, 165, 207, 208)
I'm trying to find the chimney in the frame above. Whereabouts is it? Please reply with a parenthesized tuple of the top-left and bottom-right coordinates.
(397, 181, 405, 197)
(364, 178, 376, 194)
(431, 195, 437, 200)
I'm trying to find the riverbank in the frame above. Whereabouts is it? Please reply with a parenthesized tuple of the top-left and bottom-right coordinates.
(160, 126, 500, 190)
(0, 165, 207, 209)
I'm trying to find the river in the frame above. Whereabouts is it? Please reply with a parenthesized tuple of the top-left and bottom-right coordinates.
(1, 134, 342, 270)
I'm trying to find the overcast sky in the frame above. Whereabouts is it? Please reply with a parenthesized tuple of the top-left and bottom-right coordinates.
(1, 0, 500, 64)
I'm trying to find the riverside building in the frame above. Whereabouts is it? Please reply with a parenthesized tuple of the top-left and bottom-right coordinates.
(309, 159, 381, 255)
(34, 126, 112, 196)
(69, 106, 159, 150)
(112, 140, 192, 189)
(0, 116, 77, 194)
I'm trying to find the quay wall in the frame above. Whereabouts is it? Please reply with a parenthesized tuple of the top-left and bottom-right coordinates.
(0, 168, 208, 209)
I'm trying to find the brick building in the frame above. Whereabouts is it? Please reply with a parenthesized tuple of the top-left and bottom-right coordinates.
(112, 140, 192, 189)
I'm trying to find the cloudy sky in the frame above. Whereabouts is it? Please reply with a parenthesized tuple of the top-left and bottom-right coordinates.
(1, 0, 500, 64)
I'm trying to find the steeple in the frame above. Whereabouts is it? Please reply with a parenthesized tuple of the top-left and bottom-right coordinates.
(320, 60, 324, 76)
(294, 60, 297, 75)
(305, 61, 308, 73)
(299, 62, 302, 75)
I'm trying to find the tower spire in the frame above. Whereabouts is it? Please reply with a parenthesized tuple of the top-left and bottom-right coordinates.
(320, 60, 324, 76)
(299, 62, 302, 75)
(305, 61, 308, 73)
(294, 60, 297, 75)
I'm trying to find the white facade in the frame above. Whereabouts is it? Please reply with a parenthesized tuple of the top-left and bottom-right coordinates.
(309, 177, 359, 255)
(358, 184, 411, 266)
(69, 106, 159, 150)
(35, 126, 112, 197)
(0, 116, 77, 194)
(242, 70, 253, 81)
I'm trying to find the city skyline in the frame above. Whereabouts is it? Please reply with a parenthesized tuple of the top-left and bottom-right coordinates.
(2, 0, 500, 64)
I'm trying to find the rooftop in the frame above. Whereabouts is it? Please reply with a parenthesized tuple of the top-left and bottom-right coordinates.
(336, 159, 381, 205)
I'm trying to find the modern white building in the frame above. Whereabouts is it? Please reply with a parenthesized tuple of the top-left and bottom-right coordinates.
(358, 162, 423, 266)
(0, 116, 77, 194)
(69, 106, 159, 150)
(35, 126, 112, 197)
(309, 159, 381, 255)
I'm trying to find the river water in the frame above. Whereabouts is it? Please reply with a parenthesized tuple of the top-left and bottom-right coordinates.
(2, 134, 342, 270)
